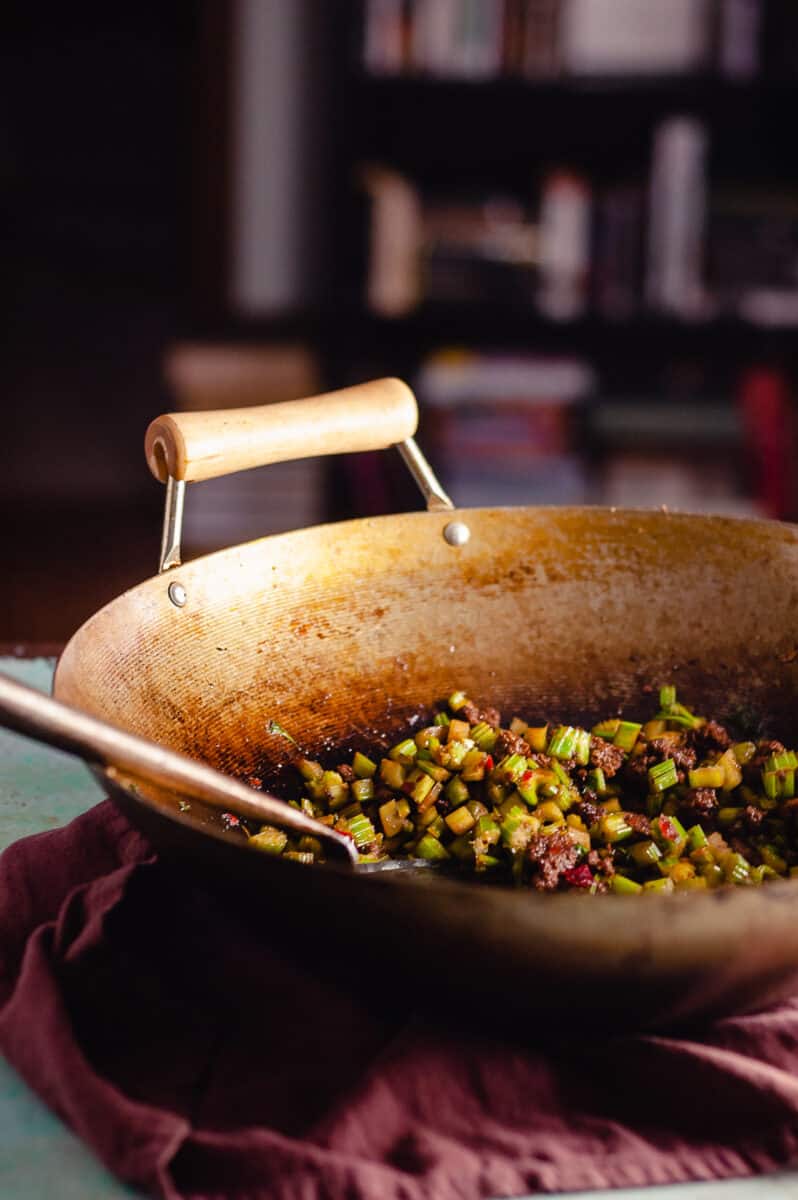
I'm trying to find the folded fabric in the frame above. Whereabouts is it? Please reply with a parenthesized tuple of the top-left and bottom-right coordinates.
(1, 799, 797, 1200)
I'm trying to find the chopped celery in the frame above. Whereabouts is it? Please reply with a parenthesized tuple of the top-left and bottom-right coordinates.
(445, 805, 476, 836)
(592, 718, 620, 738)
(352, 751, 377, 779)
(415, 835, 450, 861)
(688, 765, 725, 789)
(547, 725, 579, 759)
(249, 827, 288, 855)
(587, 767, 607, 795)
(470, 721, 497, 751)
(613, 721, 641, 751)
(610, 874, 642, 895)
(648, 758, 678, 792)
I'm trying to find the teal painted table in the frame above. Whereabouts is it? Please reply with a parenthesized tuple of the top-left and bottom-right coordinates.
(2, 656, 797, 1200)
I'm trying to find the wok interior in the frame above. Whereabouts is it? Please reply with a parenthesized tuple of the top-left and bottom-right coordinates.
(56, 506, 798, 783)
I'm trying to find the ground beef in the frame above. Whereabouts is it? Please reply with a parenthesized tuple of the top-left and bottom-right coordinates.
(649, 738, 697, 773)
(694, 720, 732, 756)
(621, 752, 656, 793)
(526, 831, 581, 891)
(337, 763, 355, 782)
(575, 798, 603, 829)
(530, 751, 553, 769)
(459, 700, 501, 728)
(751, 740, 786, 769)
(742, 804, 765, 832)
(495, 728, 531, 758)
(589, 737, 625, 778)
(625, 812, 651, 837)
(587, 847, 616, 877)
(680, 786, 718, 825)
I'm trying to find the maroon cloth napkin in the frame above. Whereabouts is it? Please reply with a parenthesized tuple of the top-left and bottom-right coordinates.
(1, 801, 798, 1200)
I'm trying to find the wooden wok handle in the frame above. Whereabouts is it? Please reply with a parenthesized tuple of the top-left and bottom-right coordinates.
(145, 376, 418, 483)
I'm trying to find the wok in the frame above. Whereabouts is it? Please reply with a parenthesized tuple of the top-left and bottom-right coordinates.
(49, 378, 798, 1028)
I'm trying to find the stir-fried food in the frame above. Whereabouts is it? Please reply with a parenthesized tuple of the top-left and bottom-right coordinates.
(247, 686, 798, 894)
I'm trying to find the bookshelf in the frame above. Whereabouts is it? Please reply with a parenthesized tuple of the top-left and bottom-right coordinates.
(193, 0, 798, 525)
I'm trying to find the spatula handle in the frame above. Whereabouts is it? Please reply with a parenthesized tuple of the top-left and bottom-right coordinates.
(0, 672, 358, 865)
(145, 376, 418, 483)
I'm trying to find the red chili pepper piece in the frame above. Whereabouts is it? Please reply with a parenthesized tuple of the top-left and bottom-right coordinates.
(563, 864, 594, 888)
(659, 816, 678, 841)
(520, 770, 534, 784)
(484, 755, 494, 771)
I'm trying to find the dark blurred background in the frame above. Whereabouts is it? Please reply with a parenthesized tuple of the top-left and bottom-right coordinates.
(3, 0, 798, 642)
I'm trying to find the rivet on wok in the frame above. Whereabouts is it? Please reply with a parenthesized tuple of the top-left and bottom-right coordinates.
(443, 521, 471, 547)
(168, 581, 187, 608)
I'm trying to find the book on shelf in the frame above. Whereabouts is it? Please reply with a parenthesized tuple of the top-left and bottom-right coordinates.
(362, 0, 745, 79)
(593, 183, 645, 320)
(645, 117, 710, 319)
(708, 188, 798, 325)
(589, 397, 761, 516)
(536, 169, 592, 320)
(737, 367, 795, 519)
(559, 0, 712, 76)
(717, 0, 762, 79)
(416, 350, 595, 507)
(362, 168, 537, 313)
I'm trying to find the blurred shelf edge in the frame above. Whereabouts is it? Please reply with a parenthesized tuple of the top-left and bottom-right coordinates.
(352, 71, 798, 98)
(189, 306, 798, 358)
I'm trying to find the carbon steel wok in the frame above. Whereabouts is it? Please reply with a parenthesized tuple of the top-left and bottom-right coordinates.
(52, 378, 798, 1027)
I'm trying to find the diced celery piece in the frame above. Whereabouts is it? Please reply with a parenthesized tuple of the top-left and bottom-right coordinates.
(573, 728, 591, 766)
(688, 765, 725, 789)
(347, 813, 376, 848)
(613, 721, 641, 751)
(686, 824, 708, 851)
(610, 874, 642, 895)
(732, 741, 756, 765)
(298, 757, 323, 782)
(445, 775, 470, 806)
(470, 721, 497, 751)
(415, 834, 450, 861)
(592, 718, 620, 738)
(379, 799, 404, 838)
(445, 805, 476, 836)
(389, 738, 417, 764)
(547, 725, 578, 760)
(659, 684, 677, 711)
(587, 767, 607, 795)
(627, 838, 662, 866)
(249, 827, 288, 855)
(760, 843, 788, 874)
(599, 812, 633, 843)
(475, 853, 502, 872)
(526, 725, 549, 752)
(717, 747, 742, 791)
(717, 806, 743, 826)
(460, 748, 488, 781)
(448, 690, 468, 712)
(643, 876, 674, 893)
(648, 758, 678, 792)
(417, 758, 451, 783)
(447, 718, 471, 743)
(536, 800, 565, 825)
(351, 778, 374, 803)
(352, 751, 378, 779)
(379, 758, 405, 790)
